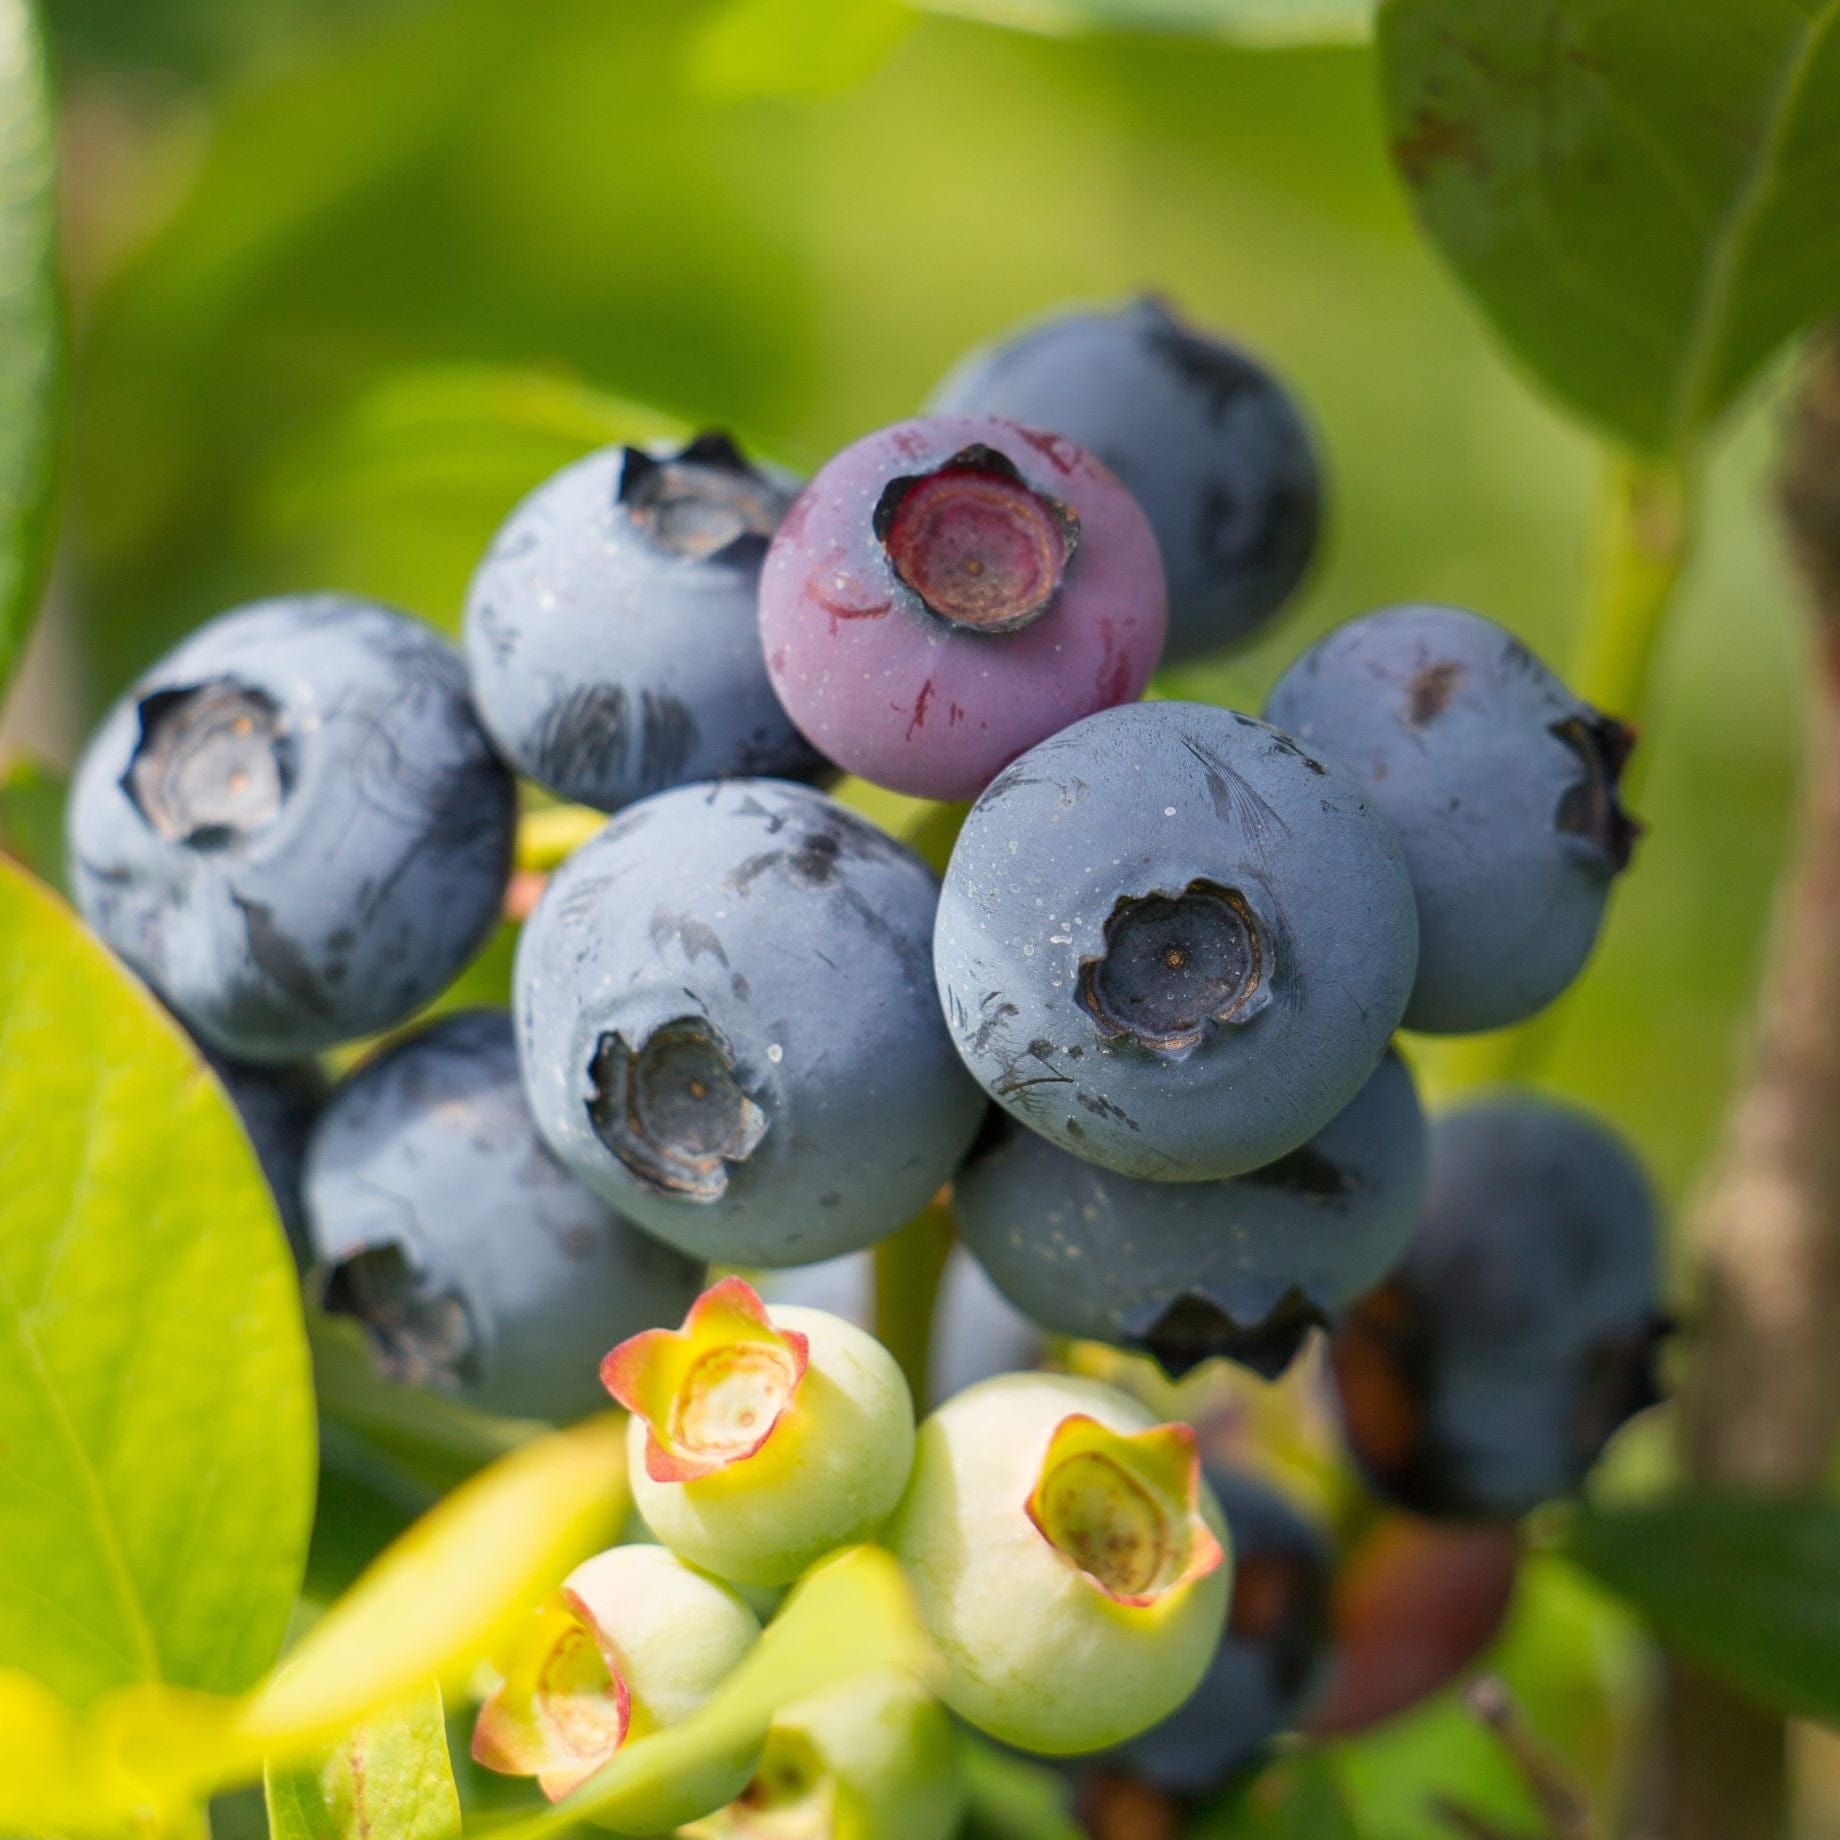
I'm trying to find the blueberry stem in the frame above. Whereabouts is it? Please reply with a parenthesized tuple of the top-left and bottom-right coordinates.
(1569, 455, 1694, 751)
(871, 1196, 953, 1406)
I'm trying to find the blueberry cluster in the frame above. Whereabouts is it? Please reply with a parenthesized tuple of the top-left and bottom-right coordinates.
(65, 296, 1669, 1814)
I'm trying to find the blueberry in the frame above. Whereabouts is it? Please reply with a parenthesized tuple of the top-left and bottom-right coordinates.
(464, 434, 827, 812)
(1331, 1096, 1666, 1521)
(1092, 1468, 1330, 1797)
(514, 778, 987, 1266)
(926, 296, 1321, 662)
(1308, 1516, 1521, 1736)
(304, 1010, 704, 1421)
(1265, 604, 1638, 1034)
(934, 700, 1418, 1180)
(758, 415, 1166, 801)
(201, 1047, 326, 1268)
(68, 595, 516, 1063)
(954, 1049, 1426, 1380)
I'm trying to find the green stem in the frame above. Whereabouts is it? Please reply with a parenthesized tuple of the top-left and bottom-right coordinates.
(1569, 453, 1695, 732)
(872, 1199, 954, 1404)
(1427, 452, 1695, 1100)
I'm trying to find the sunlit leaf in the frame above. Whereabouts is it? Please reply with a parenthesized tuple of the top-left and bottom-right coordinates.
(259, 366, 684, 633)
(1380, 0, 1840, 453)
(486, 1546, 936, 1838)
(690, 0, 918, 97)
(0, 859, 313, 1708)
(912, 0, 1374, 45)
(265, 1684, 461, 1840)
(237, 1415, 629, 1756)
(1565, 1495, 1840, 1723)
(0, 0, 60, 703)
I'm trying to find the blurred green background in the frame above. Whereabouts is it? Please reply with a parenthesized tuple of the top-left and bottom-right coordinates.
(0, 0, 1821, 1827)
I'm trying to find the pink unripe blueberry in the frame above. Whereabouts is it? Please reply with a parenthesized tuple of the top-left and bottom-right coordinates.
(759, 417, 1167, 801)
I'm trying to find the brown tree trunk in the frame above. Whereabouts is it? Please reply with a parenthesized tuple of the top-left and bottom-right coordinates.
(1656, 328, 1840, 1840)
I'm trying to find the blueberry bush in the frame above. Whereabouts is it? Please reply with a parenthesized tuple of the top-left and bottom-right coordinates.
(5, 2, 1840, 1837)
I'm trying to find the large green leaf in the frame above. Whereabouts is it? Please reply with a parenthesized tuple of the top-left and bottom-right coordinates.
(1380, 0, 1840, 454)
(266, 1686, 461, 1840)
(690, 0, 918, 96)
(0, 0, 60, 703)
(914, 0, 1374, 43)
(1564, 1496, 1840, 1722)
(0, 859, 314, 1707)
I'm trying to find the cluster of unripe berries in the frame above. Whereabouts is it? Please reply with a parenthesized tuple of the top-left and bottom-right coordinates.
(64, 296, 1667, 1818)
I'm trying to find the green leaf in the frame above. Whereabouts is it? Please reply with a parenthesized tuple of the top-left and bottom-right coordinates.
(690, 0, 918, 97)
(1379, 0, 1840, 455)
(265, 1685, 461, 1840)
(0, 0, 59, 705)
(912, 0, 1375, 44)
(1564, 1495, 1840, 1722)
(0, 753, 67, 889)
(1190, 1754, 1362, 1839)
(259, 366, 684, 634)
(487, 1546, 937, 1839)
(0, 859, 314, 1707)
(239, 1415, 629, 1760)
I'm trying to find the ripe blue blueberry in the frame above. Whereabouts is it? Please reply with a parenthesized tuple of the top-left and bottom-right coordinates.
(1265, 604, 1638, 1034)
(202, 1046, 326, 1268)
(464, 434, 826, 812)
(515, 779, 987, 1265)
(1332, 1096, 1666, 1521)
(68, 596, 516, 1063)
(954, 1049, 1426, 1379)
(934, 700, 1418, 1180)
(1090, 1468, 1330, 1799)
(926, 296, 1321, 662)
(304, 1009, 704, 1421)
(758, 415, 1166, 801)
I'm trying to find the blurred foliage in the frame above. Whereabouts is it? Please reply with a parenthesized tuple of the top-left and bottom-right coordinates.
(1567, 1497, 1840, 1726)
(0, 0, 61, 701)
(265, 1684, 460, 1840)
(0, 750, 66, 884)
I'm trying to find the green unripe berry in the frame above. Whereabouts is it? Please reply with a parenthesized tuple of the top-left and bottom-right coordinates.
(885, 1372, 1231, 1755)
(603, 1277, 916, 1586)
(681, 1668, 962, 1840)
(472, 1541, 761, 1827)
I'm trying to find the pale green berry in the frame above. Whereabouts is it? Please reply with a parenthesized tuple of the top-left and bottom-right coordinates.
(681, 1668, 962, 1840)
(885, 1372, 1231, 1754)
(472, 1542, 761, 1828)
(603, 1277, 916, 1586)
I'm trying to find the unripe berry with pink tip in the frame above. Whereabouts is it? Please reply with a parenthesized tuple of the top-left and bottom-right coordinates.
(603, 1277, 916, 1587)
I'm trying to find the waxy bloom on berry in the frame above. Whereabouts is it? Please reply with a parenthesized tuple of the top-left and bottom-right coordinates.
(887, 1373, 1230, 1754)
(604, 1278, 916, 1587)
